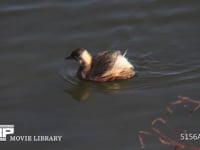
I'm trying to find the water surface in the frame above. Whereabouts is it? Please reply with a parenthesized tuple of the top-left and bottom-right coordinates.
(0, 0, 200, 150)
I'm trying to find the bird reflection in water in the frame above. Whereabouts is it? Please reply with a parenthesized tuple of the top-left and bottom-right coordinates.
(64, 79, 131, 102)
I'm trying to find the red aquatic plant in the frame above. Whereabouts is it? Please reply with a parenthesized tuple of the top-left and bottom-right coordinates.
(166, 96, 200, 114)
(138, 96, 200, 150)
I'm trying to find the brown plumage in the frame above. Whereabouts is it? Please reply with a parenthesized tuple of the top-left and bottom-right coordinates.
(66, 48, 135, 82)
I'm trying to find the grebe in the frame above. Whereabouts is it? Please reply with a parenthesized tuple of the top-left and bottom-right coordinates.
(66, 48, 135, 82)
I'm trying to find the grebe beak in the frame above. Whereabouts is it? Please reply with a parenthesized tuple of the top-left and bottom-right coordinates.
(65, 55, 73, 60)
(65, 55, 79, 61)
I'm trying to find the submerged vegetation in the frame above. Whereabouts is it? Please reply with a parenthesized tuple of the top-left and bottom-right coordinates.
(138, 96, 200, 150)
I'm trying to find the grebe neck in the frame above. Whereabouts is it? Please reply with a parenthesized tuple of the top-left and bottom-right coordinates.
(78, 50, 92, 79)
(80, 50, 92, 67)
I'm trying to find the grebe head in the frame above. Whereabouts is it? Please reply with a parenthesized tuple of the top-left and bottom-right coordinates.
(66, 48, 92, 67)
(66, 48, 85, 60)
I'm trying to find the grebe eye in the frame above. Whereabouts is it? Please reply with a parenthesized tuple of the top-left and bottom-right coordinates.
(74, 56, 79, 60)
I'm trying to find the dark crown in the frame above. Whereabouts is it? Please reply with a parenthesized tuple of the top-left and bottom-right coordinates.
(71, 48, 85, 58)
(66, 48, 86, 60)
